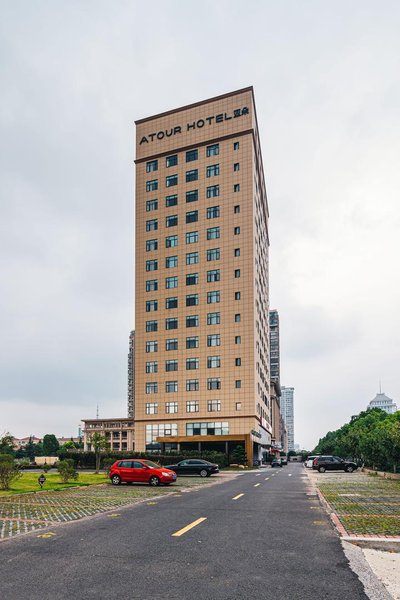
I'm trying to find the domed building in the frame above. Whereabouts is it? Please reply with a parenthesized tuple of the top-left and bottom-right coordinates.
(367, 391, 398, 414)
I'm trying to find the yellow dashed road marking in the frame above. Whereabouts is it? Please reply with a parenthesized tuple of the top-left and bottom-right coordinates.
(232, 493, 244, 500)
(172, 517, 207, 537)
(37, 532, 56, 539)
(108, 513, 121, 517)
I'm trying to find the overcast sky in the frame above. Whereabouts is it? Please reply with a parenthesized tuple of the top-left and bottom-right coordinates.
(1, 1, 399, 449)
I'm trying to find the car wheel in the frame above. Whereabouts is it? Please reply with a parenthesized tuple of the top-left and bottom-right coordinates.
(111, 475, 121, 485)
(149, 475, 160, 487)
(200, 469, 208, 478)
(318, 466, 326, 473)
(346, 466, 354, 473)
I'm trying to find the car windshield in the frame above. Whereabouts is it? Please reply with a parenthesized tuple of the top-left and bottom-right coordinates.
(142, 460, 161, 469)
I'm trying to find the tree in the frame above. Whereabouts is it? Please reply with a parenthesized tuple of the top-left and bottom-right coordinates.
(43, 434, 60, 456)
(88, 433, 110, 473)
(0, 433, 15, 456)
(57, 459, 79, 483)
(0, 454, 22, 490)
(230, 445, 247, 465)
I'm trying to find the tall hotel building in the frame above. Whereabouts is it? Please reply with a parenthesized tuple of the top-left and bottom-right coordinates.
(134, 88, 270, 464)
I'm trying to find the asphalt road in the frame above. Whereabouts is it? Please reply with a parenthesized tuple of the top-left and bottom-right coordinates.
(0, 463, 368, 600)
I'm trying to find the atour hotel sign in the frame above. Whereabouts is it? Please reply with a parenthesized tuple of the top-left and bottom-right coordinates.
(139, 106, 250, 145)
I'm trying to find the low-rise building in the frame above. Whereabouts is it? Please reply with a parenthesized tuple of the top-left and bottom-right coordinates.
(367, 391, 397, 414)
(82, 418, 135, 452)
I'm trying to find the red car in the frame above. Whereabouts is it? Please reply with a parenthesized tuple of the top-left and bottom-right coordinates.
(109, 459, 177, 486)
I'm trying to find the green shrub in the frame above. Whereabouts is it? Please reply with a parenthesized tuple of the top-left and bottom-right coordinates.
(0, 454, 22, 490)
(57, 459, 79, 483)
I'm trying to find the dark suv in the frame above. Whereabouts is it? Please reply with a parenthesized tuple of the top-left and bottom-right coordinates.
(312, 456, 357, 473)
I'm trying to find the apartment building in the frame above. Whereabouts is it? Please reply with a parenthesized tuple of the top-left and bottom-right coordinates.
(134, 87, 271, 465)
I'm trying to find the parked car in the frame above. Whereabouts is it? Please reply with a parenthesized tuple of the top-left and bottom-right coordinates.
(109, 459, 177, 486)
(305, 455, 320, 468)
(280, 458, 288, 466)
(312, 456, 358, 473)
(271, 459, 282, 468)
(164, 459, 219, 477)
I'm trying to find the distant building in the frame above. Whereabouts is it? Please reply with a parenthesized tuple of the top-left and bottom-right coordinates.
(128, 330, 135, 418)
(280, 386, 295, 451)
(82, 418, 135, 452)
(269, 310, 280, 382)
(367, 391, 397, 414)
(12, 436, 41, 449)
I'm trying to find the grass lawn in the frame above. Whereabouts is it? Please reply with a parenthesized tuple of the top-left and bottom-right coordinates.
(0, 472, 108, 497)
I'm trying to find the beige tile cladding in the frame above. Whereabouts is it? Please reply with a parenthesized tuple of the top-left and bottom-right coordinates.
(134, 88, 270, 453)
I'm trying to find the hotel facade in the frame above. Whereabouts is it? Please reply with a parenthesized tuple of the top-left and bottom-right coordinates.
(134, 87, 270, 465)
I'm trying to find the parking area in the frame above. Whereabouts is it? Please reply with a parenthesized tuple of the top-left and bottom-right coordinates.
(0, 476, 227, 541)
(306, 468, 400, 537)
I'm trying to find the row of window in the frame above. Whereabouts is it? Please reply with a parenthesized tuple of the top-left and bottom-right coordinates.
(146, 212, 240, 232)
(146, 249, 240, 268)
(145, 142, 240, 173)
(146, 186, 221, 210)
(146, 202, 223, 220)
(146, 177, 240, 192)
(146, 314, 241, 331)
(145, 420, 233, 444)
(143, 355, 242, 367)
(146, 228, 240, 252)
(146, 400, 224, 414)
(144, 375, 242, 390)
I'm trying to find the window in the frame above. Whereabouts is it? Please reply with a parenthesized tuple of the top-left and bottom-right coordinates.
(146, 259, 158, 272)
(207, 355, 220, 368)
(146, 160, 158, 173)
(206, 144, 219, 157)
(207, 269, 220, 283)
(146, 300, 158, 312)
(235, 402, 242, 411)
(234, 205, 240, 214)
(234, 184, 240, 192)
(165, 255, 178, 269)
(186, 273, 198, 286)
(145, 383, 158, 395)
(186, 422, 229, 436)
(146, 423, 178, 449)
(186, 401, 199, 413)
(146, 180, 158, 192)
(165, 297, 178, 309)
(186, 336, 199, 349)
(186, 251, 198, 265)
(186, 379, 199, 391)
(186, 149, 198, 162)
(146, 341, 158, 353)
(234, 163, 240, 172)
(186, 293, 198, 306)
(234, 226, 240, 235)
(208, 400, 221, 412)
(146, 199, 158, 212)
(206, 164, 219, 177)
(186, 357, 199, 370)
(186, 190, 198, 203)
(207, 185, 219, 198)
(166, 174, 178, 187)
(186, 169, 198, 182)
(186, 231, 198, 244)
(166, 338, 178, 351)
(235, 336, 241, 344)
(166, 235, 178, 248)
(234, 248, 240, 257)
(207, 227, 220, 240)
(145, 402, 158, 413)
(235, 380, 241, 389)
(165, 194, 178, 207)
(165, 276, 178, 289)
(186, 315, 199, 328)
(235, 357, 242, 366)
(207, 248, 220, 261)
(165, 359, 178, 372)
(235, 313, 241, 322)
(207, 206, 220, 219)
(166, 401, 178, 413)
(146, 320, 158, 332)
(165, 381, 178, 394)
(146, 279, 158, 292)
(145, 361, 158, 373)
(235, 291, 241, 300)
(146, 238, 158, 252)
(166, 215, 178, 228)
(146, 219, 158, 232)
(186, 210, 198, 224)
(165, 318, 178, 331)
(207, 378, 221, 390)
(234, 142, 240, 150)
(234, 269, 241, 278)
(207, 291, 220, 304)
(207, 312, 220, 325)
(166, 154, 178, 167)
(207, 334, 220, 347)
